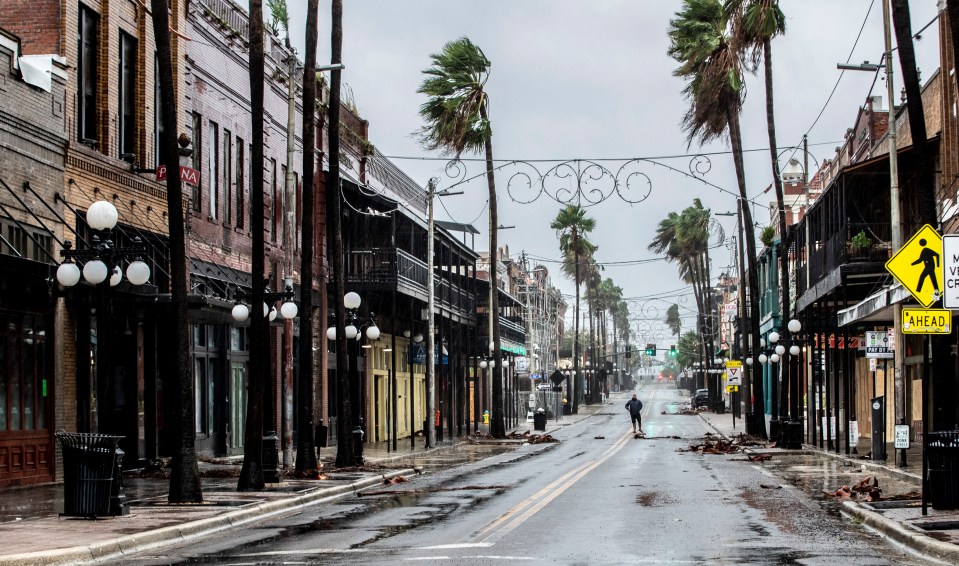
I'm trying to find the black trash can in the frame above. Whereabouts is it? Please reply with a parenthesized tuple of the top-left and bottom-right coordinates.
(562, 404, 572, 416)
(55, 432, 124, 518)
(782, 420, 804, 449)
(533, 410, 547, 432)
(928, 431, 959, 510)
(315, 421, 329, 448)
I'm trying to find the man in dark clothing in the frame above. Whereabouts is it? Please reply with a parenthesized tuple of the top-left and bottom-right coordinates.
(625, 394, 644, 433)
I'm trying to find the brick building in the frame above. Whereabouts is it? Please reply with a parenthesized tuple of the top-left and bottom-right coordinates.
(0, 27, 68, 487)
(0, 0, 189, 481)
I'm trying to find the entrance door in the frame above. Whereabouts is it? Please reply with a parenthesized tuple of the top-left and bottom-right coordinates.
(374, 375, 388, 442)
(229, 361, 246, 453)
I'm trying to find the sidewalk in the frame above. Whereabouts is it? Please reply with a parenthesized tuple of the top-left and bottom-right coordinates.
(0, 403, 611, 566)
(698, 409, 959, 564)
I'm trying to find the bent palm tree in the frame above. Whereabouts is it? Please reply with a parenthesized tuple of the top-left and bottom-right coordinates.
(551, 205, 596, 413)
(417, 38, 505, 436)
(668, 0, 765, 437)
(728, 0, 790, 420)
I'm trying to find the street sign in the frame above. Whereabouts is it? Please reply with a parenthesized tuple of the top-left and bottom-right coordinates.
(725, 385, 739, 393)
(864, 330, 893, 359)
(885, 224, 943, 308)
(849, 420, 858, 448)
(156, 164, 201, 185)
(894, 424, 911, 449)
(901, 307, 952, 334)
(725, 360, 742, 386)
(943, 235, 959, 308)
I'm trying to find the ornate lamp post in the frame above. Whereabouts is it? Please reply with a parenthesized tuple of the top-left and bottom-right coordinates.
(326, 292, 378, 464)
(57, 200, 151, 435)
(230, 277, 298, 482)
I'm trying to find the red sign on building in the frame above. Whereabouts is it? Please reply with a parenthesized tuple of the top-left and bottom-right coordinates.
(156, 164, 200, 185)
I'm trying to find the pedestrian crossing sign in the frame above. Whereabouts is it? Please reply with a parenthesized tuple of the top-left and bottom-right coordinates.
(885, 224, 943, 308)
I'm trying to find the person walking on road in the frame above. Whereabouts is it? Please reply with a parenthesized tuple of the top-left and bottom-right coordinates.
(625, 393, 644, 433)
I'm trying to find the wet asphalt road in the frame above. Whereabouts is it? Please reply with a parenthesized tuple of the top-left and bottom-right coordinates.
(113, 383, 933, 565)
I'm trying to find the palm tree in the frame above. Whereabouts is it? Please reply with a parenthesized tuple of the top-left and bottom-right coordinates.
(727, 0, 790, 421)
(328, 0, 354, 467)
(668, 0, 765, 437)
(295, 0, 319, 472)
(149, 0, 201, 503)
(416, 37, 504, 436)
(890, 0, 937, 225)
(666, 304, 682, 338)
(551, 205, 596, 413)
(238, 0, 268, 490)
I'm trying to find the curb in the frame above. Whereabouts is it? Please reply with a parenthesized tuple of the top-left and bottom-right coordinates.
(841, 500, 959, 563)
(0, 469, 412, 566)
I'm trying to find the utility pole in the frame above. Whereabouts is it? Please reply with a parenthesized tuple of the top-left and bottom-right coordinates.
(282, 51, 296, 469)
(882, 0, 906, 469)
(426, 178, 462, 448)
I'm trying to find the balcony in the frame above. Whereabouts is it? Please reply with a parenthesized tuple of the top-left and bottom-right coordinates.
(345, 247, 474, 320)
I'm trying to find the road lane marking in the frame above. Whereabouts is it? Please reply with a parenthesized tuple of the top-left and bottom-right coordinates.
(472, 428, 635, 545)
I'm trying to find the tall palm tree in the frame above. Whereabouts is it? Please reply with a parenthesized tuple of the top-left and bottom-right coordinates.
(295, 0, 319, 472)
(238, 0, 268, 490)
(416, 37, 504, 436)
(551, 205, 596, 413)
(728, 0, 790, 421)
(666, 304, 682, 338)
(668, 0, 765, 437)
(150, 0, 201, 503)
(328, 0, 354, 467)
(650, 203, 712, 388)
(890, 0, 937, 225)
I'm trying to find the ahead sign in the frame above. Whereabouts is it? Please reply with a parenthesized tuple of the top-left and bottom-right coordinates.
(901, 307, 952, 334)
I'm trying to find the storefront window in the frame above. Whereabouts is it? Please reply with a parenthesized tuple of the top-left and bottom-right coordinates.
(0, 313, 48, 432)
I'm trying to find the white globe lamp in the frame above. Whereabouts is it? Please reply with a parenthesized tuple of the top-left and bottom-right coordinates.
(109, 266, 122, 287)
(280, 301, 298, 319)
(770, 353, 780, 363)
(758, 354, 768, 365)
(86, 201, 119, 231)
(326, 326, 337, 341)
(769, 331, 780, 344)
(232, 303, 250, 322)
(787, 319, 802, 333)
(83, 259, 108, 284)
(126, 260, 150, 286)
(56, 262, 81, 287)
(775, 345, 786, 356)
(344, 291, 361, 310)
(790, 345, 801, 356)
(366, 325, 380, 340)
(345, 324, 358, 339)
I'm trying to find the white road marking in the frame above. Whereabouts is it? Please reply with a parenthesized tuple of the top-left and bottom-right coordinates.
(472, 389, 660, 545)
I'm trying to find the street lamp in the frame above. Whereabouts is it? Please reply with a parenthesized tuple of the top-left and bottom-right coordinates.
(57, 199, 152, 435)
(325, 292, 379, 464)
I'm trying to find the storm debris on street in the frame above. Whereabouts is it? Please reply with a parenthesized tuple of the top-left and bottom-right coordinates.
(678, 433, 762, 455)
(383, 475, 410, 485)
(826, 475, 882, 501)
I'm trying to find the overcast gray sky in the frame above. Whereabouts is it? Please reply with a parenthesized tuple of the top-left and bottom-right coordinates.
(281, 0, 942, 340)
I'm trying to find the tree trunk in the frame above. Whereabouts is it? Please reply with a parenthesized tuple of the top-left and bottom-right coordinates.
(728, 108, 766, 439)
(762, 38, 792, 421)
(482, 104, 505, 438)
(891, 0, 937, 225)
(150, 0, 201, 503)
(329, 0, 354, 467)
(295, 0, 319, 471)
(572, 227, 580, 414)
(238, 0, 266, 490)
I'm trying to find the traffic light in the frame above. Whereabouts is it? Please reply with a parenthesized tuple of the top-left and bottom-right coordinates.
(670, 345, 677, 357)
(645, 343, 656, 356)
(626, 346, 631, 358)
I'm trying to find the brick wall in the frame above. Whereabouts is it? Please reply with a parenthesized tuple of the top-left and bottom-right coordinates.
(0, 0, 61, 55)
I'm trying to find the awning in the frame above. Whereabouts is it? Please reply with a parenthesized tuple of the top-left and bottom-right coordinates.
(838, 283, 915, 326)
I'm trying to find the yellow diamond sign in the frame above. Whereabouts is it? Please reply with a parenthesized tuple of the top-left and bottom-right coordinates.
(885, 224, 943, 308)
